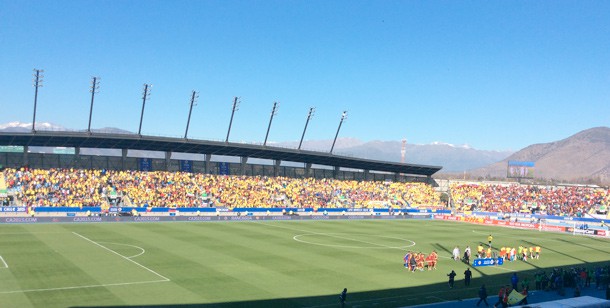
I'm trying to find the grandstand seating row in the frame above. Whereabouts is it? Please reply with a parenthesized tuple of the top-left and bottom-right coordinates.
(1, 168, 439, 209)
(1, 168, 609, 216)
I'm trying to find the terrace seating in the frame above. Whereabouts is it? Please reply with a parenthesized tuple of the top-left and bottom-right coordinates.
(1, 168, 440, 209)
(450, 182, 609, 216)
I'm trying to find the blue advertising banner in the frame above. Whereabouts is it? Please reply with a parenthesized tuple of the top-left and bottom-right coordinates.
(473, 258, 504, 267)
(139, 158, 153, 171)
(180, 160, 193, 172)
(219, 162, 230, 175)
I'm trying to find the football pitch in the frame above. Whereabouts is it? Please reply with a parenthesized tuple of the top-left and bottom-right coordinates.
(1, 219, 609, 308)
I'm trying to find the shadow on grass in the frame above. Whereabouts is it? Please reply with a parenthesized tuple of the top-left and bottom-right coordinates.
(69, 260, 610, 308)
(70, 280, 480, 308)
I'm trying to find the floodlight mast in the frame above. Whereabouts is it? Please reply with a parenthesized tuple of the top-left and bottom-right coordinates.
(330, 111, 348, 154)
(263, 101, 279, 146)
(298, 107, 315, 150)
(87, 77, 100, 134)
(138, 84, 152, 135)
(225, 97, 240, 143)
(31, 69, 44, 132)
(184, 90, 199, 139)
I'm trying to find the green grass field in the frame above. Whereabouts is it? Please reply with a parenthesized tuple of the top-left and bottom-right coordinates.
(1, 219, 609, 308)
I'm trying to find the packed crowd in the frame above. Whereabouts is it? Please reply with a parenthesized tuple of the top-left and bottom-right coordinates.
(450, 183, 610, 216)
(1, 168, 439, 209)
(3, 168, 609, 214)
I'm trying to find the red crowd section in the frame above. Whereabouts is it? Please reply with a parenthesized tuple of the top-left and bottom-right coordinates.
(450, 183, 609, 216)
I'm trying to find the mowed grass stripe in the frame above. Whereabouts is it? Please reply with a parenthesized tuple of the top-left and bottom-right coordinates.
(128, 222, 320, 304)
(1, 219, 610, 308)
(129, 222, 365, 302)
(0, 225, 129, 308)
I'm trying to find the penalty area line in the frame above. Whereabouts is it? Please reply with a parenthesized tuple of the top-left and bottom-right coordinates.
(0, 255, 7, 268)
(72, 232, 170, 282)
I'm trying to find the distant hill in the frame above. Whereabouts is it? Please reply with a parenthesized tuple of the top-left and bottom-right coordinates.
(1, 121, 512, 173)
(276, 139, 512, 172)
(469, 127, 610, 184)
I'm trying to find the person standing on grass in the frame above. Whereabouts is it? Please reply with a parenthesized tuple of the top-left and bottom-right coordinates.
(339, 288, 347, 307)
(477, 284, 489, 307)
(464, 268, 472, 286)
(487, 234, 493, 249)
(409, 252, 417, 272)
(464, 246, 472, 264)
(448, 270, 457, 288)
(453, 246, 461, 261)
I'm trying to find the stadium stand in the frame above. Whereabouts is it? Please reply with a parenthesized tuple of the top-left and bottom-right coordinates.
(2, 168, 440, 209)
(450, 182, 609, 217)
(2, 167, 609, 219)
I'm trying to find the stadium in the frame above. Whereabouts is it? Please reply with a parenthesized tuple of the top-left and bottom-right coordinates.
(4, 1, 610, 306)
(1, 99, 610, 308)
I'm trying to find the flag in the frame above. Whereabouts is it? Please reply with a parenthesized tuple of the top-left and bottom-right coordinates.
(507, 290, 525, 305)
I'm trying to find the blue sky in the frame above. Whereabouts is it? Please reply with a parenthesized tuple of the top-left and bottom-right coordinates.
(1, 0, 609, 151)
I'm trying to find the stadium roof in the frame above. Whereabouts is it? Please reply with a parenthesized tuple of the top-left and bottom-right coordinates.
(0, 131, 442, 176)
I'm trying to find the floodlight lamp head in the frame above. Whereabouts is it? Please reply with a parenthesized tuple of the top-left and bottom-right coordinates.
(341, 111, 348, 119)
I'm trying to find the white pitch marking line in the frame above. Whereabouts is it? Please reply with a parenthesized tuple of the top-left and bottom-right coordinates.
(0, 279, 168, 294)
(72, 232, 170, 281)
(293, 233, 415, 250)
(98, 242, 146, 259)
(0, 256, 8, 268)
(258, 222, 416, 250)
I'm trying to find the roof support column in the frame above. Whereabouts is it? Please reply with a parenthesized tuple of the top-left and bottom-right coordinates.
(23, 146, 29, 167)
(333, 166, 340, 179)
(305, 163, 312, 178)
(363, 169, 370, 181)
(121, 149, 128, 170)
(74, 147, 81, 168)
(205, 154, 211, 174)
(240, 156, 248, 175)
(274, 159, 281, 177)
(165, 151, 171, 171)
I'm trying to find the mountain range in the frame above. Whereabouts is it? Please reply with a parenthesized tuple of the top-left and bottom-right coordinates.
(2, 122, 609, 184)
(469, 127, 610, 184)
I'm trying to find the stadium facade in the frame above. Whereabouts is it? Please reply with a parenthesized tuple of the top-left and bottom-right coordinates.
(0, 131, 441, 183)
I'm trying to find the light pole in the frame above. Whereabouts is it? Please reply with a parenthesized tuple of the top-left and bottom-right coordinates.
(225, 97, 240, 143)
(31, 69, 44, 132)
(184, 90, 199, 139)
(87, 76, 100, 134)
(298, 107, 315, 150)
(263, 101, 279, 146)
(138, 83, 152, 135)
(330, 111, 348, 154)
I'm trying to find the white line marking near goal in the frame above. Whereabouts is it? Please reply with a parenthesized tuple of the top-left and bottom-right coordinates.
(0, 256, 8, 268)
(0, 279, 169, 294)
(98, 242, 146, 259)
(72, 232, 170, 281)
